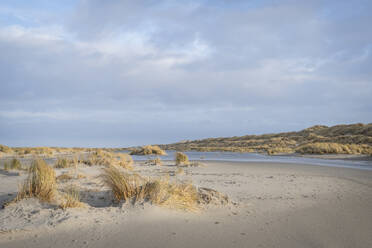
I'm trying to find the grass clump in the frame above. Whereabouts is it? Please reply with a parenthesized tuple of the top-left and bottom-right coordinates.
(82, 150, 133, 169)
(102, 166, 146, 202)
(60, 186, 85, 209)
(130, 145, 166, 156)
(117, 153, 134, 170)
(3, 158, 22, 171)
(145, 157, 162, 166)
(10, 158, 22, 170)
(296, 142, 372, 155)
(175, 152, 189, 166)
(0, 144, 12, 153)
(175, 167, 184, 175)
(102, 166, 199, 211)
(55, 158, 77, 168)
(16, 159, 56, 203)
(56, 173, 74, 181)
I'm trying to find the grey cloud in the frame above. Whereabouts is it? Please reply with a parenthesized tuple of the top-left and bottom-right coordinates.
(0, 0, 371, 146)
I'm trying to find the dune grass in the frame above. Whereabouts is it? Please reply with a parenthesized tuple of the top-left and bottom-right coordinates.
(81, 150, 133, 169)
(295, 142, 372, 155)
(175, 167, 185, 175)
(16, 159, 56, 203)
(117, 153, 134, 169)
(3, 158, 22, 171)
(59, 186, 85, 209)
(55, 158, 77, 168)
(175, 152, 189, 166)
(56, 173, 74, 181)
(130, 145, 166, 156)
(160, 123, 372, 155)
(145, 157, 162, 166)
(102, 166, 199, 211)
(0, 144, 12, 153)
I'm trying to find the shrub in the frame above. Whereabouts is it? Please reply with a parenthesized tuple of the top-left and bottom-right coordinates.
(16, 159, 56, 203)
(175, 152, 189, 166)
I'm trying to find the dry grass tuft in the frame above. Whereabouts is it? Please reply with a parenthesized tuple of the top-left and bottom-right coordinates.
(60, 186, 85, 209)
(55, 158, 77, 168)
(175, 167, 185, 175)
(117, 153, 134, 170)
(146, 179, 199, 211)
(81, 150, 133, 169)
(102, 166, 146, 202)
(77, 173, 87, 179)
(16, 159, 56, 203)
(102, 166, 199, 211)
(13, 147, 54, 157)
(145, 157, 162, 166)
(0, 144, 12, 153)
(130, 145, 166, 156)
(3, 158, 22, 171)
(296, 142, 372, 155)
(175, 152, 189, 166)
(56, 173, 74, 181)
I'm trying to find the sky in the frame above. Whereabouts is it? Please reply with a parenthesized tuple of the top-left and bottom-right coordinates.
(0, 0, 371, 147)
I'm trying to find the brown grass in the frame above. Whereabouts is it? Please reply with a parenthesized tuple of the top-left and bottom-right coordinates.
(102, 166, 199, 211)
(3, 158, 22, 171)
(59, 186, 85, 209)
(295, 142, 372, 155)
(56, 173, 74, 181)
(16, 159, 56, 203)
(145, 157, 162, 166)
(81, 150, 133, 169)
(175, 167, 184, 175)
(175, 152, 189, 166)
(117, 153, 134, 170)
(130, 145, 166, 156)
(55, 158, 77, 168)
(0, 144, 12, 153)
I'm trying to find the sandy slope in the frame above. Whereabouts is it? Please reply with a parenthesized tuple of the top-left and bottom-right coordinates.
(1, 161, 371, 248)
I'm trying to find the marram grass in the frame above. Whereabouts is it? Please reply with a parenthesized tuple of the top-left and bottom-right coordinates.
(59, 186, 85, 209)
(103, 166, 199, 211)
(16, 159, 56, 203)
(175, 152, 189, 166)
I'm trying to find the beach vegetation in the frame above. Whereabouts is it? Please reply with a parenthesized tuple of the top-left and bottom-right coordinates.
(130, 145, 166, 156)
(16, 159, 56, 203)
(175, 152, 189, 166)
(60, 186, 85, 209)
(102, 166, 199, 211)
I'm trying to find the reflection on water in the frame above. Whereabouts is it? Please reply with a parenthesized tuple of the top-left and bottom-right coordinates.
(122, 150, 372, 171)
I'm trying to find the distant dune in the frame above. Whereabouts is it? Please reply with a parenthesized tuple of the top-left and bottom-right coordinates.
(159, 123, 372, 155)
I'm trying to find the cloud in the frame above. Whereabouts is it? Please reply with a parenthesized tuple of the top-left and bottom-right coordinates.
(0, 0, 371, 146)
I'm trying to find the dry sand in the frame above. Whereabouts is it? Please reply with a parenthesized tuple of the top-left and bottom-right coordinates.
(1, 160, 371, 248)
